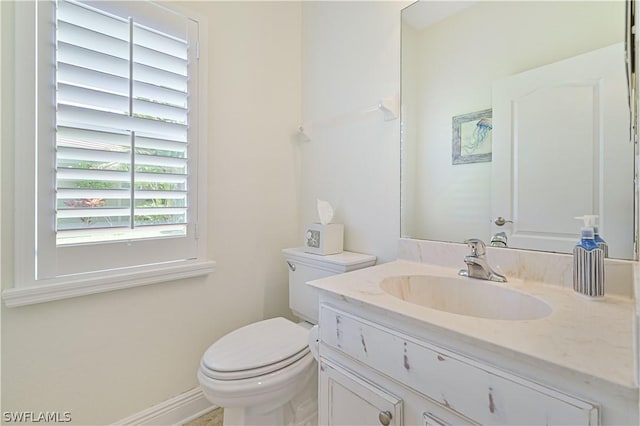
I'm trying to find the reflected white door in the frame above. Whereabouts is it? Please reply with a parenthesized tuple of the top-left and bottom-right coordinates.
(491, 43, 633, 257)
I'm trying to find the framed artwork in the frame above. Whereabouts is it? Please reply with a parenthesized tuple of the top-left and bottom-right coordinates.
(452, 108, 492, 165)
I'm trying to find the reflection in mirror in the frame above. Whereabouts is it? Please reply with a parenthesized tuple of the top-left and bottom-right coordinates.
(401, 0, 635, 260)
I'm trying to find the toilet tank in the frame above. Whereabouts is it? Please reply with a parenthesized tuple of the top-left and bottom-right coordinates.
(282, 248, 376, 323)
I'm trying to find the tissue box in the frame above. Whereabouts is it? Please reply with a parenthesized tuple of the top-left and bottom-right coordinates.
(304, 223, 344, 255)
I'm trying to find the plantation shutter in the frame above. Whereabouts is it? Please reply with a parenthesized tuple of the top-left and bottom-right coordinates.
(55, 0, 190, 246)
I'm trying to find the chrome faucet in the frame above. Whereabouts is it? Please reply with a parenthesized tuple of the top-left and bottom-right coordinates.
(458, 238, 507, 282)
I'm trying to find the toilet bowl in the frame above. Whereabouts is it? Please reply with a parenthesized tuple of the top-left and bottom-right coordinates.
(198, 318, 317, 425)
(197, 248, 376, 426)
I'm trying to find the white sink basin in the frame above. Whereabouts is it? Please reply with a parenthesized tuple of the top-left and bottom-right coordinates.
(380, 275, 552, 320)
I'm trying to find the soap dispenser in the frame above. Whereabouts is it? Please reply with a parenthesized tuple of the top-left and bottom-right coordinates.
(575, 215, 608, 257)
(573, 216, 605, 298)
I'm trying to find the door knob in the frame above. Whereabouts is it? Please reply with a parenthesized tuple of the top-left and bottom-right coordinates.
(378, 411, 392, 426)
(494, 217, 514, 226)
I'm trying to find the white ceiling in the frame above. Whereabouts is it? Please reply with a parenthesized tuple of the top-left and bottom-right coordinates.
(402, 1, 477, 30)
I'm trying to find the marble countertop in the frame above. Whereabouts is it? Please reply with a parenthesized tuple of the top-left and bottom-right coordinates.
(308, 259, 637, 391)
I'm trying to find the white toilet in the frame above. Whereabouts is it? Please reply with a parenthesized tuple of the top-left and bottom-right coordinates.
(197, 247, 376, 426)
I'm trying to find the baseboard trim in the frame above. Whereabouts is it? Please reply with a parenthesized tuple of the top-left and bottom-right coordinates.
(113, 387, 216, 426)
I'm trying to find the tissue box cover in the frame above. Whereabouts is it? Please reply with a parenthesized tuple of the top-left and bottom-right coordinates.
(304, 223, 344, 255)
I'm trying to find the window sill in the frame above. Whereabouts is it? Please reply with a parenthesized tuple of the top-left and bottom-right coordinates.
(2, 259, 216, 307)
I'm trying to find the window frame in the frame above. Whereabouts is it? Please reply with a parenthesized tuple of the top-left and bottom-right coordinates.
(3, 0, 214, 308)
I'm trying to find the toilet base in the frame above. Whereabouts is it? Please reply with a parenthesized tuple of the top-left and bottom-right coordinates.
(222, 372, 317, 426)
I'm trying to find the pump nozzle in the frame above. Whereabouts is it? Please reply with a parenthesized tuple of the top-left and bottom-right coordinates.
(575, 215, 599, 228)
(575, 215, 602, 235)
(575, 215, 599, 239)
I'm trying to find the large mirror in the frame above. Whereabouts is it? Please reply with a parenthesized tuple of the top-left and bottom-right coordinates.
(401, 0, 636, 260)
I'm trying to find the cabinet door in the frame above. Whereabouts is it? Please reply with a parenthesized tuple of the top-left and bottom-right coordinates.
(319, 360, 402, 426)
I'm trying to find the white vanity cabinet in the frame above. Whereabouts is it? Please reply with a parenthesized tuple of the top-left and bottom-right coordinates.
(317, 303, 600, 425)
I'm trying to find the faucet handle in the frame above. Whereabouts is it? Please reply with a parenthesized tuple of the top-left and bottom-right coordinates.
(464, 238, 486, 256)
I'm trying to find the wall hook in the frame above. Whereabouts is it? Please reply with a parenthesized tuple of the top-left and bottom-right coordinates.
(297, 126, 311, 142)
(378, 96, 399, 121)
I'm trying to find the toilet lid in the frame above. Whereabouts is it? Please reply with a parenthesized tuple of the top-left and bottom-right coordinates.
(201, 317, 309, 376)
(200, 347, 310, 381)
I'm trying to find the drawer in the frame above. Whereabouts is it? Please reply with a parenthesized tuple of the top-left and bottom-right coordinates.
(319, 304, 599, 425)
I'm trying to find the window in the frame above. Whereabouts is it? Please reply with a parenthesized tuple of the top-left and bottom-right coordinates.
(56, 0, 190, 246)
(4, 0, 213, 307)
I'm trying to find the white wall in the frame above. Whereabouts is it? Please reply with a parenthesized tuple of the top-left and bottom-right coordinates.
(1, 0, 422, 421)
(401, 22, 420, 241)
(403, 1, 623, 244)
(300, 1, 406, 263)
(0, 1, 301, 423)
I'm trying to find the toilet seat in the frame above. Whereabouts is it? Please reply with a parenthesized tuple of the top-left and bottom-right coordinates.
(197, 350, 316, 411)
(200, 317, 310, 381)
(200, 347, 310, 380)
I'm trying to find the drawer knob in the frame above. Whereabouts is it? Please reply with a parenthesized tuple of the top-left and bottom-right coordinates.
(378, 411, 392, 425)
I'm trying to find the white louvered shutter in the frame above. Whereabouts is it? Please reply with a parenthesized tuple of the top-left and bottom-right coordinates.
(55, 0, 190, 246)
(7, 0, 207, 290)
